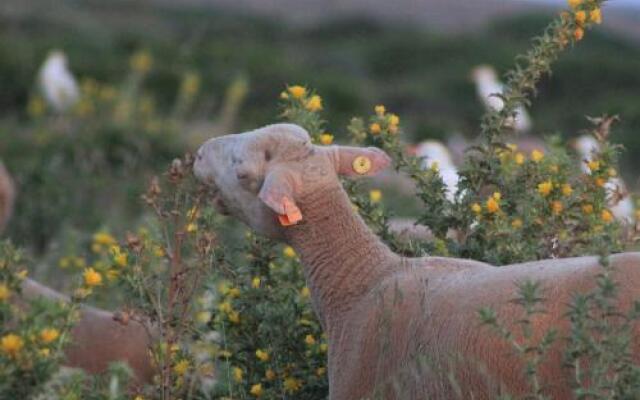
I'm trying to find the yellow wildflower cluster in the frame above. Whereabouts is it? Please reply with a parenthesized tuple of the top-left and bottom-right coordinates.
(368, 105, 400, 136)
(568, 0, 603, 41)
(92, 231, 117, 253)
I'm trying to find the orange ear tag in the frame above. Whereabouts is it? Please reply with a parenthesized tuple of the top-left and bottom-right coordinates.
(278, 198, 303, 226)
(352, 156, 372, 175)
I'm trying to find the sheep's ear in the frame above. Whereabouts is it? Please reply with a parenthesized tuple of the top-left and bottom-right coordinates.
(329, 146, 392, 177)
(258, 168, 302, 226)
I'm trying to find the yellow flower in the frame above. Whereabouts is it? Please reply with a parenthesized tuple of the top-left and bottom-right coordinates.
(40, 328, 60, 344)
(561, 184, 573, 196)
(174, 359, 190, 375)
(568, 0, 582, 8)
(153, 246, 165, 258)
(369, 189, 382, 203)
(59, 257, 70, 269)
(319, 133, 334, 145)
(1, 334, 24, 358)
(251, 277, 261, 289)
(283, 377, 302, 393)
(305, 95, 323, 112)
(537, 181, 553, 197)
(590, 8, 602, 24)
(369, 123, 382, 135)
(575, 10, 586, 24)
(574, 27, 584, 41)
(582, 204, 594, 214)
(196, 311, 212, 324)
(388, 124, 399, 135)
(595, 177, 606, 187)
(375, 105, 386, 116)
(287, 85, 306, 99)
(511, 218, 523, 229)
(83, 268, 103, 287)
(601, 209, 614, 223)
(492, 192, 501, 201)
(608, 168, 617, 177)
(471, 203, 482, 214)
(304, 334, 316, 346)
(108, 268, 122, 281)
(300, 286, 310, 298)
(250, 383, 263, 397)
(388, 114, 400, 126)
(130, 51, 153, 73)
(0, 284, 10, 301)
(186, 223, 198, 233)
(255, 349, 270, 362)
(486, 197, 500, 214)
(587, 160, 600, 172)
(531, 149, 544, 163)
(551, 201, 564, 215)
(233, 367, 244, 382)
(228, 311, 240, 324)
(283, 246, 296, 258)
(110, 246, 128, 268)
(515, 152, 525, 165)
(93, 232, 117, 246)
(316, 367, 326, 376)
(218, 301, 233, 313)
(320, 343, 328, 353)
(228, 287, 241, 298)
(265, 369, 276, 380)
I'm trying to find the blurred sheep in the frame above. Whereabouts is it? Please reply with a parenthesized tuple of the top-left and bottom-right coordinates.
(38, 50, 80, 113)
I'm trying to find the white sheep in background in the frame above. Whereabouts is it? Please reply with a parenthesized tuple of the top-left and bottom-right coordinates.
(38, 50, 80, 113)
(471, 65, 532, 133)
(413, 140, 459, 201)
(194, 124, 640, 399)
(574, 134, 635, 222)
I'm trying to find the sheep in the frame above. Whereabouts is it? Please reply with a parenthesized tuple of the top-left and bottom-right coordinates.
(194, 123, 640, 399)
(0, 162, 153, 382)
(38, 50, 80, 113)
(20, 278, 154, 383)
(471, 65, 532, 134)
(412, 140, 459, 202)
(0, 161, 15, 234)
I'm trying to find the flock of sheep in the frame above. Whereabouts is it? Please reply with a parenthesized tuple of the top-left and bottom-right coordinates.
(0, 50, 638, 398)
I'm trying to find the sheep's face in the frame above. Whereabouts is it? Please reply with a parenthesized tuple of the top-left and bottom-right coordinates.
(194, 123, 391, 238)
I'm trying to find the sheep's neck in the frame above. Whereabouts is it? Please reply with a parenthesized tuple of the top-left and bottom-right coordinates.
(284, 183, 399, 330)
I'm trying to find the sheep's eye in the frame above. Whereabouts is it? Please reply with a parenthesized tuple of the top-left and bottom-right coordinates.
(265, 150, 272, 162)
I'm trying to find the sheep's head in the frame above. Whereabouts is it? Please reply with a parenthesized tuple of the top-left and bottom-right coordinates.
(194, 123, 391, 238)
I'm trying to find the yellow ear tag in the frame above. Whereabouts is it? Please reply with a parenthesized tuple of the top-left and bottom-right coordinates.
(352, 156, 372, 175)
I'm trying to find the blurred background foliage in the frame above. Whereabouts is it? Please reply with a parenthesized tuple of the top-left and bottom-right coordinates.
(1, 0, 639, 272)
